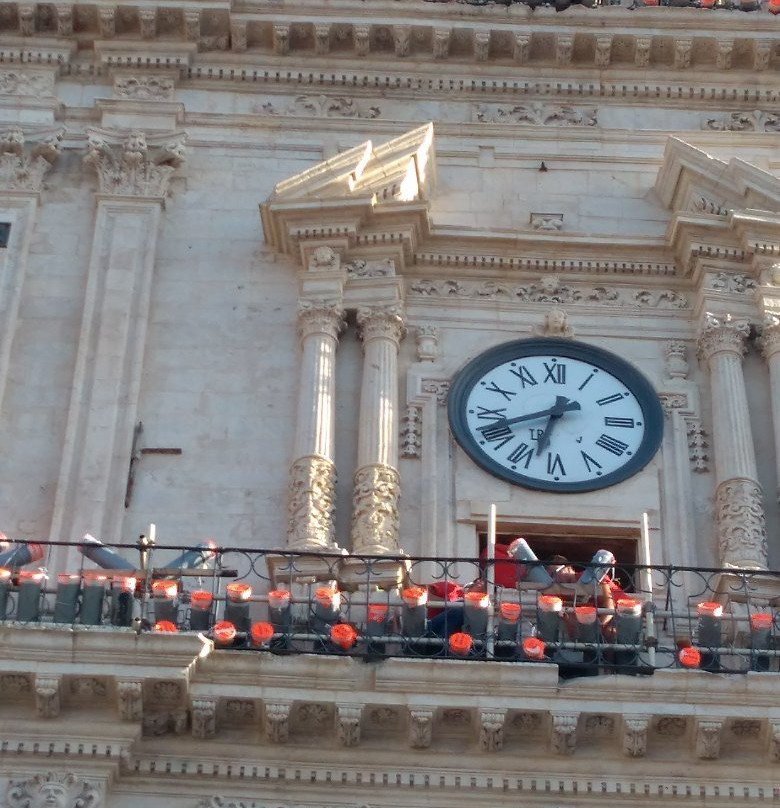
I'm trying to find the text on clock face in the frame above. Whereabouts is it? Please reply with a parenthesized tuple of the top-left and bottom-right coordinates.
(465, 355, 646, 484)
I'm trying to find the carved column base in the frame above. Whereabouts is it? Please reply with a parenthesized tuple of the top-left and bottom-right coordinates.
(350, 463, 401, 555)
(715, 478, 768, 569)
(286, 454, 339, 552)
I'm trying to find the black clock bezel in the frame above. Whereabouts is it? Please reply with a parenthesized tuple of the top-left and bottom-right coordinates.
(447, 337, 664, 493)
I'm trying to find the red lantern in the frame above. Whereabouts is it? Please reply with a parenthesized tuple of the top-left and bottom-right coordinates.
(250, 621, 275, 646)
(679, 646, 701, 668)
(448, 631, 473, 656)
(522, 636, 546, 661)
(330, 623, 358, 649)
(213, 620, 237, 646)
(153, 620, 178, 633)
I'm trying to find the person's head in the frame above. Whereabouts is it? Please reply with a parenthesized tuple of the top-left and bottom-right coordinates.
(547, 555, 578, 583)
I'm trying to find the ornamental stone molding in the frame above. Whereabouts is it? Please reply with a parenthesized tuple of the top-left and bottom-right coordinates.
(551, 713, 578, 756)
(344, 258, 395, 279)
(415, 325, 439, 362)
(117, 679, 143, 721)
(356, 305, 406, 346)
(421, 379, 450, 406)
(296, 300, 345, 343)
(350, 463, 401, 555)
(474, 103, 597, 127)
(83, 128, 186, 198)
(479, 709, 506, 752)
(34, 674, 61, 718)
(113, 73, 176, 101)
(400, 404, 422, 458)
(530, 212, 564, 231)
(770, 720, 780, 763)
(665, 341, 689, 380)
(408, 278, 688, 309)
(286, 455, 337, 551)
(336, 703, 363, 747)
(715, 478, 768, 569)
(265, 701, 291, 744)
(622, 715, 650, 758)
(5, 771, 102, 808)
(758, 312, 780, 358)
(707, 272, 756, 294)
(192, 697, 218, 739)
(306, 245, 341, 272)
(409, 708, 434, 748)
(541, 307, 574, 338)
(696, 312, 750, 363)
(0, 69, 55, 97)
(0, 126, 63, 193)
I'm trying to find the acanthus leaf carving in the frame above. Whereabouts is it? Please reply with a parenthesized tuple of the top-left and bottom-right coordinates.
(336, 703, 363, 747)
(356, 304, 406, 346)
(258, 95, 380, 120)
(623, 715, 649, 757)
(344, 258, 395, 278)
(191, 697, 218, 739)
(117, 679, 143, 721)
(409, 708, 434, 748)
(265, 701, 291, 743)
(551, 713, 578, 756)
(704, 110, 780, 133)
(695, 718, 724, 760)
(6, 771, 103, 808)
(479, 709, 506, 752)
(286, 455, 338, 551)
(393, 25, 411, 57)
(415, 325, 439, 362)
(0, 70, 55, 97)
(84, 128, 186, 198)
(697, 312, 750, 363)
(708, 272, 756, 294)
(715, 478, 768, 569)
(350, 463, 401, 554)
(35, 674, 61, 718)
(113, 74, 176, 101)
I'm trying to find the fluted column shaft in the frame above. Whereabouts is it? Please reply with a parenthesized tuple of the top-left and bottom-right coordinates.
(351, 305, 406, 554)
(759, 313, 780, 505)
(286, 300, 344, 551)
(697, 314, 767, 569)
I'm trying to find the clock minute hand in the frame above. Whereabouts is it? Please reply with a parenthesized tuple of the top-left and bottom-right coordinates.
(478, 397, 581, 431)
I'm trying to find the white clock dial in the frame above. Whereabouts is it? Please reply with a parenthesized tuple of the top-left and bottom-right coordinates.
(448, 339, 663, 493)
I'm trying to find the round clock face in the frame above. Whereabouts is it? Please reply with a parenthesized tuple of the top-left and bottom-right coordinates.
(448, 338, 663, 493)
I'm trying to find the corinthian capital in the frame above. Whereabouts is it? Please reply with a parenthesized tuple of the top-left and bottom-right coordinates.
(0, 126, 63, 192)
(297, 299, 345, 342)
(357, 304, 406, 346)
(84, 128, 186, 198)
(696, 312, 750, 363)
(758, 312, 780, 359)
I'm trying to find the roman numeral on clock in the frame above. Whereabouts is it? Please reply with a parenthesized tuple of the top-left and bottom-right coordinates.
(507, 442, 534, 469)
(482, 423, 513, 448)
(476, 406, 507, 420)
(596, 393, 625, 407)
(483, 381, 516, 400)
(595, 434, 629, 456)
(509, 365, 537, 388)
(546, 453, 566, 476)
(543, 362, 566, 384)
(604, 417, 635, 428)
(581, 451, 602, 473)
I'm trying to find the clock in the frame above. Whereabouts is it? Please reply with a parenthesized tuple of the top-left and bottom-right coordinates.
(447, 338, 663, 493)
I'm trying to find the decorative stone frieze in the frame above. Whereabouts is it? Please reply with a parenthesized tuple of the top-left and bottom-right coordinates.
(34, 674, 61, 718)
(408, 278, 687, 309)
(225, 699, 256, 723)
(350, 463, 401, 555)
(345, 258, 395, 278)
(530, 212, 564, 230)
(272, 23, 290, 55)
(265, 702, 291, 744)
(409, 708, 434, 748)
(307, 245, 340, 272)
(0, 126, 63, 192)
(692, 196, 729, 216)
(0, 673, 30, 694)
(192, 697, 217, 739)
(696, 718, 724, 760)
(259, 95, 380, 120)
(474, 103, 598, 127)
(84, 128, 186, 198)
(69, 677, 107, 699)
(656, 716, 687, 737)
(113, 74, 176, 101)
(479, 709, 506, 752)
(0, 70, 55, 96)
(551, 713, 578, 755)
(296, 702, 332, 729)
(5, 772, 102, 808)
(623, 715, 649, 757)
(336, 703, 363, 746)
(705, 110, 780, 133)
(139, 8, 156, 39)
(314, 23, 330, 55)
(18, 4, 35, 36)
(708, 272, 755, 293)
(117, 679, 143, 721)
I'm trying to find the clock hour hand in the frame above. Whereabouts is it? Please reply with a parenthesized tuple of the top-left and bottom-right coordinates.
(536, 396, 581, 455)
(478, 396, 580, 432)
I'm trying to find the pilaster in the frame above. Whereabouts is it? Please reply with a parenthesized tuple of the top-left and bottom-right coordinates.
(697, 312, 767, 569)
(50, 129, 185, 559)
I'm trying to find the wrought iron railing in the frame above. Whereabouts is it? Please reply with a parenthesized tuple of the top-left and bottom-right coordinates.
(1, 538, 779, 675)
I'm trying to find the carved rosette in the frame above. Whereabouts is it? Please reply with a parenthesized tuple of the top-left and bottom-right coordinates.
(623, 715, 649, 757)
(6, 772, 102, 808)
(758, 313, 780, 360)
(551, 713, 578, 756)
(715, 479, 768, 569)
(696, 313, 750, 365)
(117, 679, 143, 721)
(297, 300, 344, 343)
(84, 128, 186, 198)
(35, 674, 61, 718)
(0, 126, 63, 192)
(409, 708, 433, 748)
(191, 697, 218, 739)
(356, 305, 406, 347)
(336, 703, 363, 747)
(286, 455, 337, 551)
(696, 719, 724, 760)
(350, 463, 400, 554)
(479, 709, 506, 752)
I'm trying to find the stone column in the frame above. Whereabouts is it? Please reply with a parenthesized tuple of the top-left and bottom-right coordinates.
(350, 304, 406, 554)
(759, 312, 780, 504)
(285, 299, 345, 550)
(697, 312, 767, 569)
(50, 129, 185, 561)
